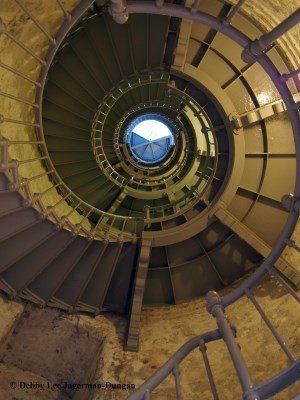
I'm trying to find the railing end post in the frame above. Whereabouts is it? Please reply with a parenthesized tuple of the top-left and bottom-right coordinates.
(206, 290, 223, 316)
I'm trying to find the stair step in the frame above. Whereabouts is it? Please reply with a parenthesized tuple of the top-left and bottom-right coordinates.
(45, 135, 92, 152)
(77, 242, 123, 312)
(26, 236, 90, 304)
(0, 220, 56, 273)
(51, 241, 108, 309)
(56, 159, 98, 178)
(48, 65, 97, 110)
(63, 168, 103, 190)
(0, 230, 73, 294)
(60, 45, 104, 99)
(44, 80, 94, 120)
(49, 150, 94, 165)
(87, 16, 123, 84)
(43, 118, 91, 141)
(43, 100, 91, 131)
(0, 174, 10, 191)
(103, 242, 138, 312)
(0, 191, 24, 216)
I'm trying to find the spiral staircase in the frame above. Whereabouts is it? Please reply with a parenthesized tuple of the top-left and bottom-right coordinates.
(0, 0, 299, 399)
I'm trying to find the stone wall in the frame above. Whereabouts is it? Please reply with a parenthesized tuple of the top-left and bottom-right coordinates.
(0, 1, 299, 400)
(0, 0, 91, 229)
(0, 275, 299, 399)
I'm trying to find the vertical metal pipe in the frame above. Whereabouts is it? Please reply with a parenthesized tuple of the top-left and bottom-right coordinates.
(242, 8, 300, 62)
(199, 339, 219, 400)
(206, 292, 260, 399)
(190, 0, 201, 14)
(245, 289, 296, 362)
(223, 0, 247, 26)
(259, 8, 300, 46)
(172, 366, 182, 400)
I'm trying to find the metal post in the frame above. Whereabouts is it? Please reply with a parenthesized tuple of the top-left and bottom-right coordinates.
(245, 289, 296, 362)
(223, 0, 247, 26)
(267, 266, 300, 303)
(0, 91, 39, 108)
(0, 62, 41, 87)
(2, 116, 40, 127)
(206, 291, 260, 400)
(242, 8, 300, 62)
(56, 0, 71, 20)
(285, 238, 300, 253)
(280, 69, 300, 82)
(199, 339, 219, 400)
(0, 19, 46, 65)
(190, 0, 201, 14)
(14, 0, 56, 44)
(172, 366, 182, 400)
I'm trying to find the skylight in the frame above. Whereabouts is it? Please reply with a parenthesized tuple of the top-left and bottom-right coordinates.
(132, 119, 173, 142)
(126, 117, 175, 165)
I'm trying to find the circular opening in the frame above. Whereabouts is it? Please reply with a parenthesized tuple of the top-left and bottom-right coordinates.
(126, 116, 175, 165)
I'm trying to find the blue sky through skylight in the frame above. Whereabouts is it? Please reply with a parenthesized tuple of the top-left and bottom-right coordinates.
(132, 120, 173, 141)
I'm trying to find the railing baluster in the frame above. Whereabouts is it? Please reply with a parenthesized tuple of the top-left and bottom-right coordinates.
(0, 91, 39, 108)
(1, 116, 40, 127)
(35, 182, 62, 198)
(267, 266, 300, 303)
(14, 0, 56, 44)
(280, 69, 300, 82)
(49, 192, 72, 210)
(0, 62, 41, 86)
(18, 156, 47, 165)
(56, 0, 71, 20)
(206, 292, 259, 398)
(172, 366, 182, 400)
(26, 170, 54, 182)
(199, 339, 219, 400)
(0, 19, 46, 65)
(222, 0, 247, 26)
(285, 238, 300, 253)
(5, 140, 43, 145)
(190, 0, 201, 14)
(245, 288, 296, 363)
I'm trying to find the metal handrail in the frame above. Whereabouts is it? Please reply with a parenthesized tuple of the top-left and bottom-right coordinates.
(116, 1, 300, 399)
(0, 0, 144, 241)
(127, 330, 222, 400)
(1, 0, 299, 398)
(92, 81, 218, 220)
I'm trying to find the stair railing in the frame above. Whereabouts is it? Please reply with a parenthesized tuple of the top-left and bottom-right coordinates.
(0, 0, 144, 241)
(103, 0, 300, 398)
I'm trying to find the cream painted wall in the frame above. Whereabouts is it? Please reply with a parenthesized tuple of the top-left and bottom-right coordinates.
(0, 0, 91, 228)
